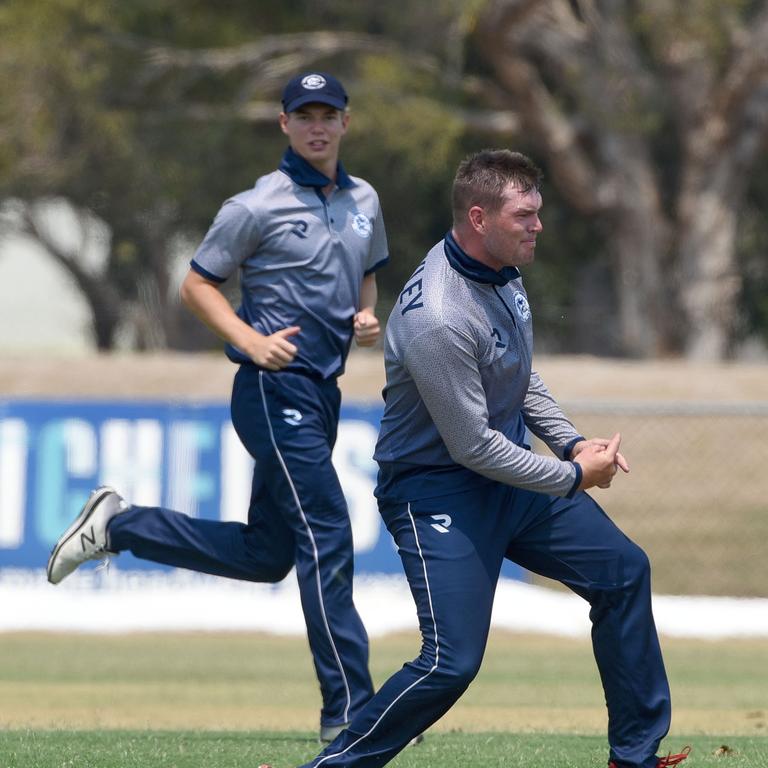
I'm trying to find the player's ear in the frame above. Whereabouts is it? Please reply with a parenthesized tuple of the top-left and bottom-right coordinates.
(467, 206, 486, 234)
(279, 111, 290, 135)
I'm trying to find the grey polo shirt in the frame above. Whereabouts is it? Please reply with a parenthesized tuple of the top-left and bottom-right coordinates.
(191, 147, 389, 379)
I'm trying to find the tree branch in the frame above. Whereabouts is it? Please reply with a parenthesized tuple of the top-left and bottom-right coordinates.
(134, 100, 520, 135)
(107, 29, 446, 108)
(476, 0, 604, 210)
(711, 2, 768, 134)
(142, 31, 395, 72)
(18, 204, 78, 272)
(14, 202, 122, 338)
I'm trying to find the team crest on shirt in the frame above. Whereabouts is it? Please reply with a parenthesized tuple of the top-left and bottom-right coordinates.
(351, 213, 372, 238)
(513, 292, 531, 322)
(301, 74, 326, 90)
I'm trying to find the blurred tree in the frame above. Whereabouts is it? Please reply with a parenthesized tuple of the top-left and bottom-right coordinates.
(737, 148, 768, 354)
(0, 0, 307, 349)
(0, 0, 463, 349)
(1, 0, 197, 348)
(471, 0, 768, 358)
(1, 0, 766, 358)
(0, 0, 481, 350)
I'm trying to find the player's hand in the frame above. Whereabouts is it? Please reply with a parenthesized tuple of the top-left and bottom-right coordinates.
(571, 437, 629, 474)
(247, 326, 300, 370)
(574, 433, 625, 490)
(353, 309, 380, 347)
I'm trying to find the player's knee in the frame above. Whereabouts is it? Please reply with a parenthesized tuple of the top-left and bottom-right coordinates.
(270, 554, 294, 582)
(255, 551, 294, 582)
(435, 656, 483, 692)
(620, 540, 651, 588)
(587, 541, 652, 615)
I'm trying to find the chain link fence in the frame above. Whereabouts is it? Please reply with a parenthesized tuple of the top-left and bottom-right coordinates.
(530, 402, 768, 597)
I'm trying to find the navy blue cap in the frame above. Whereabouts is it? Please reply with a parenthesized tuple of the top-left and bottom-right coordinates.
(281, 72, 348, 113)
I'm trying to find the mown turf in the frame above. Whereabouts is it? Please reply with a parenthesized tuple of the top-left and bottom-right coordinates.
(1, 730, 767, 768)
(1, 632, 767, 766)
(2, 632, 767, 735)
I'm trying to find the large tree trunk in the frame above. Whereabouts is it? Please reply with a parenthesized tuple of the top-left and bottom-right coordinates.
(83, 275, 122, 350)
(676, 160, 742, 359)
(474, 0, 768, 359)
(17, 201, 122, 350)
(475, 0, 672, 356)
(669, 4, 768, 359)
(609, 158, 672, 357)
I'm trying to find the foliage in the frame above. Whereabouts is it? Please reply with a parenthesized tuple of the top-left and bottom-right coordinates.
(468, 0, 768, 358)
(0, 0, 766, 356)
(342, 56, 465, 305)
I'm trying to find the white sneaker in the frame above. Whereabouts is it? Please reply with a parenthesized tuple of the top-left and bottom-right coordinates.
(46, 486, 127, 584)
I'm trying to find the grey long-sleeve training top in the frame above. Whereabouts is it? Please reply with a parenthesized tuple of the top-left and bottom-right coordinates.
(374, 231, 584, 502)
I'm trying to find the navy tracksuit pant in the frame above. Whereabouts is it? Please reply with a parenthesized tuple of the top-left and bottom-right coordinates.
(108, 365, 374, 728)
(304, 482, 671, 768)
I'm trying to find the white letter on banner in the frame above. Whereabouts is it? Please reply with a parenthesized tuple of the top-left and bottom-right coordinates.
(166, 421, 215, 517)
(0, 419, 28, 549)
(220, 423, 253, 523)
(101, 420, 163, 506)
(36, 419, 97, 543)
(333, 420, 380, 552)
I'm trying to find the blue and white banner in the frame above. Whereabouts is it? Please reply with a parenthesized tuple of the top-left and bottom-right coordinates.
(4, 400, 768, 639)
(0, 399, 523, 579)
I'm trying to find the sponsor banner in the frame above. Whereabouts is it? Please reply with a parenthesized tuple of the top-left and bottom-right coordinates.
(0, 399, 524, 580)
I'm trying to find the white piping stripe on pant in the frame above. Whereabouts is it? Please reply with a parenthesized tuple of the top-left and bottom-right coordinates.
(313, 503, 439, 767)
(258, 371, 352, 723)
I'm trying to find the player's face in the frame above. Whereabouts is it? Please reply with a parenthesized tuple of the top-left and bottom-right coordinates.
(279, 104, 350, 174)
(482, 184, 543, 270)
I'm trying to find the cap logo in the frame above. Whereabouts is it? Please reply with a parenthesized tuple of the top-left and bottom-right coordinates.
(301, 74, 327, 90)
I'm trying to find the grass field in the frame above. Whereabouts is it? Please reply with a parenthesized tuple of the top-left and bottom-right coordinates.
(3, 731, 768, 768)
(1, 631, 767, 767)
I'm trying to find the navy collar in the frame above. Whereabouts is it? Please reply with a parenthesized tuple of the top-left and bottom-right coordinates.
(443, 230, 520, 286)
(279, 146, 355, 190)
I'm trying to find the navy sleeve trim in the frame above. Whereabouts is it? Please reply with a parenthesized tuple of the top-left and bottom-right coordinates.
(566, 462, 582, 499)
(364, 256, 389, 276)
(190, 260, 227, 284)
(563, 435, 586, 460)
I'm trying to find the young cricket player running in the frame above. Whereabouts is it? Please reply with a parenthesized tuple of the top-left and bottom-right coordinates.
(47, 71, 388, 744)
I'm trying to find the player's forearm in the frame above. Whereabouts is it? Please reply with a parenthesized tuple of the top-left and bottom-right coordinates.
(433, 406, 580, 497)
(180, 272, 263, 351)
(359, 273, 377, 312)
(522, 372, 584, 459)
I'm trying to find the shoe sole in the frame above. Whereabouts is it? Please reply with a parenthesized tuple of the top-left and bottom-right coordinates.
(46, 486, 115, 584)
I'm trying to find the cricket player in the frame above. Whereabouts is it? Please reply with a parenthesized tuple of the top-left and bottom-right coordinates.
(297, 150, 688, 768)
(46, 72, 387, 742)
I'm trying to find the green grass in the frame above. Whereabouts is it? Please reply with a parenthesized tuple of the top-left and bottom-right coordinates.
(1, 731, 767, 768)
(1, 632, 767, 766)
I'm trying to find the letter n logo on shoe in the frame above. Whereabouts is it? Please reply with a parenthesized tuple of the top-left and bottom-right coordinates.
(80, 526, 96, 551)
